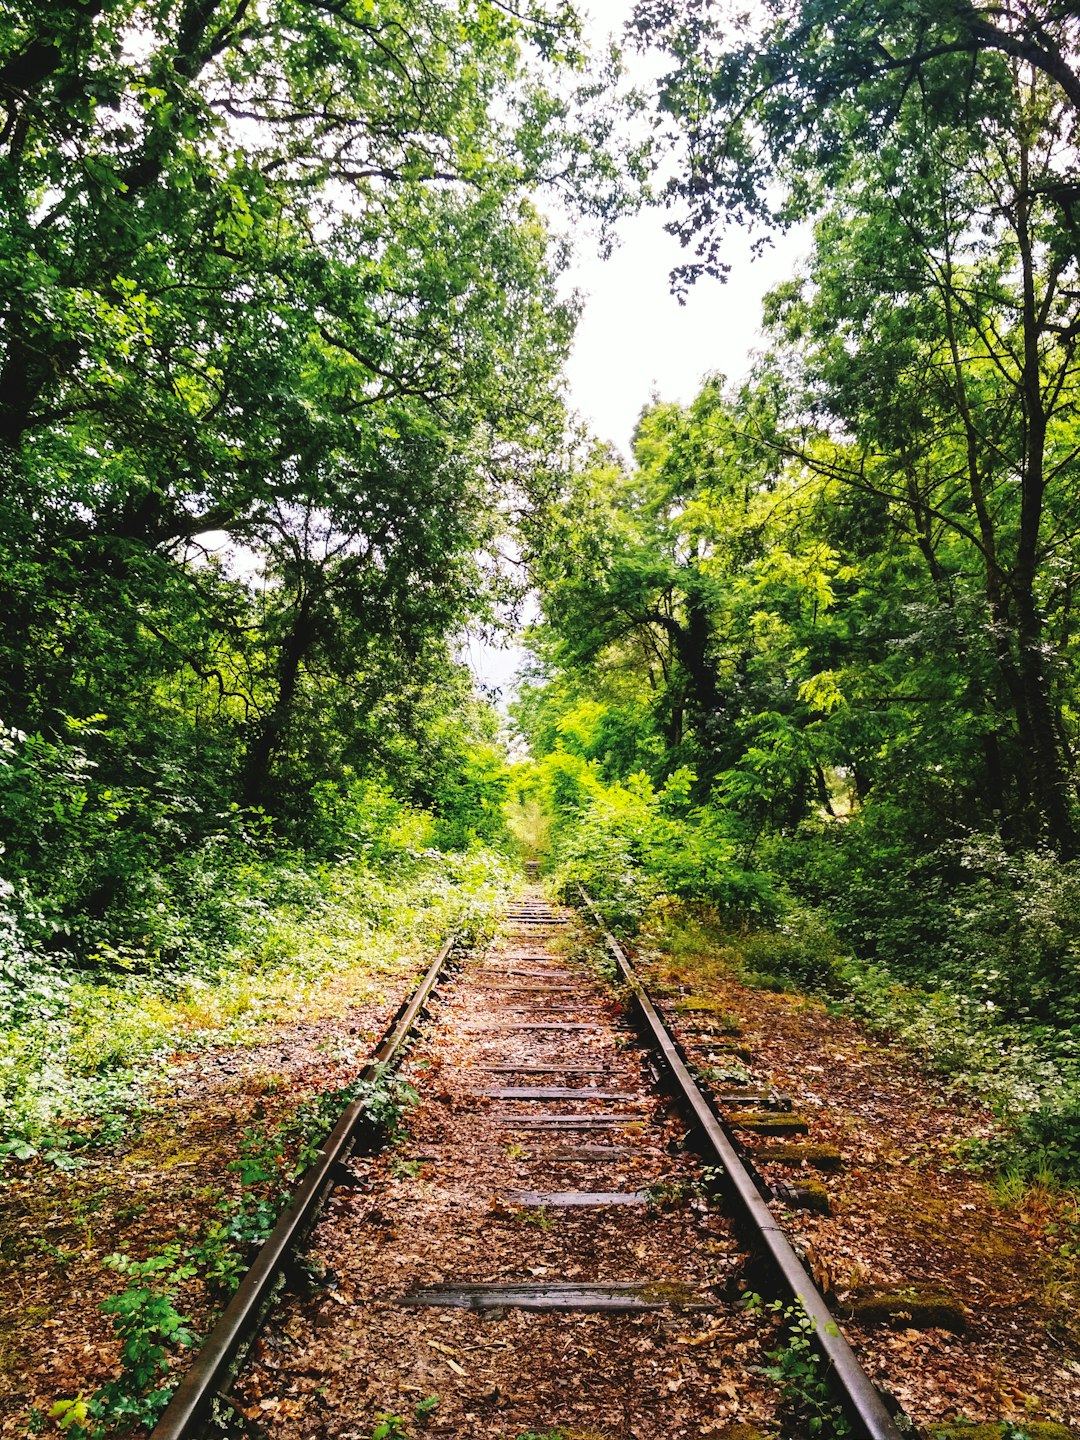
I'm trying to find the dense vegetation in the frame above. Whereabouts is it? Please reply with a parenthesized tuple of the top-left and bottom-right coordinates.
(6, 0, 1080, 1187)
(511, 0, 1080, 1181)
(0, 0, 623, 1152)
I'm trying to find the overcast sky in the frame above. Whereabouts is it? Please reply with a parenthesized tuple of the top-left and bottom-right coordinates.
(561, 0, 808, 455)
(465, 0, 808, 698)
(563, 211, 803, 459)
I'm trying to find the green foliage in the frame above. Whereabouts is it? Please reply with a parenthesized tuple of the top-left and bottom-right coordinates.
(0, 0, 637, 1019)
(372, 1416, 411, 1440)
(413, 1394, 440, 1423)
(49, 1251, 199, 1438)
(772, 821, 1080, 1024)
(1, 844, 514, 1166)
(50, 1028, 431, 1433)
(745, 1294, 852, 1438)
(512, 751, 774, 927)
(514, 354, 1080, 1188)
(737, 906, 845, 992)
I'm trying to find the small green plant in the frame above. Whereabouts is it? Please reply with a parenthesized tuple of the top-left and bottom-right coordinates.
(414, 1393, 440, 1424)
(514, 1205, 555, 1230)
(392, 1157, 422, 1179)
(698, 1059, 753, 1087)
(372, 1415, 410, 1439)
(50, 1251, 199, 1437)
(745, 1293, 852, 1437)
(643, 1175, 697, 1210)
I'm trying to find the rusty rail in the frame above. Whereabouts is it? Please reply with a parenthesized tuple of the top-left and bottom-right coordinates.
(577, 887, 906, 1440)
(151, 934, 459, 1440)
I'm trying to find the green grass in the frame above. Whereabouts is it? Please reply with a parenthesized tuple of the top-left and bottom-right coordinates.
(0, 846, 519, 1163)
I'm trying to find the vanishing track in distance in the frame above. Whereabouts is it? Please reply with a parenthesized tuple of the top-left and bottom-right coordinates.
(153, 889, 905, 1439)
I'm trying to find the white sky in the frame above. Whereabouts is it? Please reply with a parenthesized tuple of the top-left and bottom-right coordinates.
(467, 0, 807, 698)
(561, 0, 807, 457)
(564, 211, 804, 459)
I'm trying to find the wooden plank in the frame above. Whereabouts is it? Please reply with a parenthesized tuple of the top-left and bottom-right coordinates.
(506, 1189, 646, 1207)
(477, 968, 570, 978)
(486, 1114, 648, 1128)
(482, 1065, 612, 1075)
(476, 980, 578, 990)
(548, 1144, 639, 1161)
(465, 1022, 601, 1031)
(394, 1281, 721, 1312)
(481, 1087, 637, 1101)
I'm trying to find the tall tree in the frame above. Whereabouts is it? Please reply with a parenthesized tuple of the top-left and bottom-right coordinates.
(633, 0, 1080, 851)
(0, 0, 621, 941)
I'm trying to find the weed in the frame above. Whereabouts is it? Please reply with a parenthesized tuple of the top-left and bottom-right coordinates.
(49, 1251, 198, 1437)
(392, 1157, 422, 1180)
(698, 1059, 753, 1087)
(514, 1205, 555, 1230)
(643, 1175, 698, 1210)
(2, 846, 516, 1167)
(745, 1293, 852, 1437)
(414, 1394, 440, 1423)
(372, 1415, 410, 1439)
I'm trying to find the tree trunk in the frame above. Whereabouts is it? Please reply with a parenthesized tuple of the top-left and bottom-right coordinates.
(244, 601, 314, 810)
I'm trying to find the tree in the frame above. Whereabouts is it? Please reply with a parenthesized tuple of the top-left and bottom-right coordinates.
(631, 0, 1080, 288)
(0, 0, 616, 942)
(521, 381, 852, 831)
(633, 0, 1080, 851)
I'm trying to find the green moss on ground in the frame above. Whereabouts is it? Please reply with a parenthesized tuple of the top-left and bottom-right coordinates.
(927, 1424, 1071, 1440)
(730, 1111, 810, 1136)
(756, 1142, 843, 1170)
(672, 997, 743, 1034)
(778, 1179, 831, 1213)
(849, 1288, 968, 1333)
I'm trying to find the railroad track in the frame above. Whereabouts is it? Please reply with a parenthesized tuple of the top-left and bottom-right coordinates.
(153, 890, 905, 1439)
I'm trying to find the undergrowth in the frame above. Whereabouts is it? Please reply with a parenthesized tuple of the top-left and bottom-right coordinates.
(1, 845, 515, 1168)
(631, 895, 1080, 1187)
(48, 1067, 419, 1437)
(745, 1293, 852, 1438)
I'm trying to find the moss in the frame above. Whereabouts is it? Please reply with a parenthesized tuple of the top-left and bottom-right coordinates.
(730, 1111, 810, 1136)
(777, 1179, 831, 1214)
(756, 1142, 843, 1170)
(672, 997, 743, 1034)
(638, 1280, 704, 1305)
(849, 1288, 968, 1333)
(712, 1041, 754, 1063)
(927, 1425, 1072, 1440)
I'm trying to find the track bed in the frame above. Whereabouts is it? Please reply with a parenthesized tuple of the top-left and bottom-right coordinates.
(230, 895, 784, 1437)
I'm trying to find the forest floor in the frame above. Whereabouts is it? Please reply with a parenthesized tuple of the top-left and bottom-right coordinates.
(3, 881, 1079, 1438)
(0, 849, 516, 1435)
(0, 942, 461, 1437)
(623, 912, 1080, 1434)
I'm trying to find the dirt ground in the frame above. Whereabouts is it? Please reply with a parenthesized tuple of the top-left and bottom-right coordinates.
(630, 926, 1080, 1433)
(235, 903, 785, 1439)
(3, 893, 1078, 1439)
(0, 987, 416, 1437)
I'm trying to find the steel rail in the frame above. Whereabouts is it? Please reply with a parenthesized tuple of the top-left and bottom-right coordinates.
(151, 934, 459, 1440)
(577, 887, 905, 1440)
